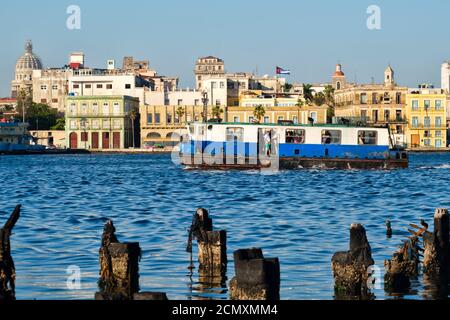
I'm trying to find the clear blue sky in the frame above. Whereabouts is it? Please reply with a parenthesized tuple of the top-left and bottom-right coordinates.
(1, 0, 449, 97)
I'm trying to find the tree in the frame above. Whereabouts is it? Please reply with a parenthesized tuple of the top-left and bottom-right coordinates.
(313, 92, 326, 106)
(253, 105, 266, 123)
(323, 85, 335, 123)
(25, 103, 58, 130)
(296, 99, 304, 123)
(16, 88, 33, 122)
(130, 108, 138, 148)
(302, 84, 315, 105)
(51, 118, 65, 130)
(283, 83, 293, 93)
(212, 105, 224, 121)
(176, 106, 185, 124)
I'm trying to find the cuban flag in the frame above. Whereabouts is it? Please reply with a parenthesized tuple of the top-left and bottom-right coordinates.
(276, 66, 291, 75)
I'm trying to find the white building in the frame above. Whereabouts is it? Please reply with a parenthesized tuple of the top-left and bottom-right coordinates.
(441, 62, 450, 94)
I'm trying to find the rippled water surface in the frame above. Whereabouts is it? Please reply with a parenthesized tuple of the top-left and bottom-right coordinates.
(1, 153, 450, 300)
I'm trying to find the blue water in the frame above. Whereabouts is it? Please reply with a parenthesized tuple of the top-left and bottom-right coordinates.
(0, 153, 450, 300)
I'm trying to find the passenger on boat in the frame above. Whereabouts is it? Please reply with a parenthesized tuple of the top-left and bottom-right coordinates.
(264, 131, 272, 156)
(322, 131, 332, 144)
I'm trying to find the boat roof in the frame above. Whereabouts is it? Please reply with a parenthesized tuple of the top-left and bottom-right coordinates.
(188, 122, 388, 130)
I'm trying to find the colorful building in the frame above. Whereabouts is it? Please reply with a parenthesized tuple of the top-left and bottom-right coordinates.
(66, 95, 140, 150)
(405, 89, 448, 149)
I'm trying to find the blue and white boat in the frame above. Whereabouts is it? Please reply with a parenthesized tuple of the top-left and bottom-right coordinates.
(0, 121, 46, 154)
(179, 122, 408, 170)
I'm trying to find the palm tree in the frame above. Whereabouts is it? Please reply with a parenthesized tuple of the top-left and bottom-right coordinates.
(253, 105, 266, 123)
(323, 85, 335, 123)
(212, 105, 224, 121)
(302, 84, 314, 105)
(176, 106, 185, 124)
(130, 108, 137, 148)
(313, 92, 326, 106)
(296, 99, 304, 124)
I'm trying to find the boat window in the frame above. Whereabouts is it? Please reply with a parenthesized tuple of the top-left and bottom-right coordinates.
(226, 127, 244, 142)
(358, 130, 378, 145)
(321, 130, 341, 145)
(285, 129, 305, 144)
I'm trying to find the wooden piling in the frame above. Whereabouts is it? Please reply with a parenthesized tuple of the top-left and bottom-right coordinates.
(187, 209, 227, 276)
(97, 220, 141, 300)
(384, 236, 420, 292)
(0, 205, 20, 301)
(423, 208, 449, 276)
(331, 224, 374, 298)
(229, 248, 280, 300)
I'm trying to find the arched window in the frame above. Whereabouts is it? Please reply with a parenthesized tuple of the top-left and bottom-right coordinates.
(336, 82, 341, 90)
(147, 132, 161, 139)
(166, 132, 180, 139)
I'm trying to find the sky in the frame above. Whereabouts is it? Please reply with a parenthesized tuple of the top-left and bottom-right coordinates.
(1, 0, 449, 97)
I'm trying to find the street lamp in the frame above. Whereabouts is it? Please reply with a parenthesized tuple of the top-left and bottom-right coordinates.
(201, 90, 209, 123)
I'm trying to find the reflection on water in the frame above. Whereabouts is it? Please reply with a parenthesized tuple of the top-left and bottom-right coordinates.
(0, 153, 449, 300)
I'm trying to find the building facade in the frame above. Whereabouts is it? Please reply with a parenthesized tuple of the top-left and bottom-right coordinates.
(334, 65, 408, 146)
(32, 68, 73, 112)
(405, 89, 448, 149)
(66, 95, 140, 150)
(30, 130, 66, 148)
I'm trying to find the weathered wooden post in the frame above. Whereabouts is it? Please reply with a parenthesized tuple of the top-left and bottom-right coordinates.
(386, 220, 393, 238)
(331, 224, 374, 298)
(187, 209, 227, 277)
(0, 205, 20, 301)
(96, 220, 141, 300)
(229, 248, 280, 300)
(384, 236, 420, 292)
(423, 208, 449, 276)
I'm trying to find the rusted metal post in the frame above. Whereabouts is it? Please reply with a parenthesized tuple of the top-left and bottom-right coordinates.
(229, 248, 280, 300)
(97, 220, 141, 300)
(0, 205, 21, 301)
(187, 209, 227, 276)
(423, 209, 449, 276)
(384, 236, 420, 292)
(331, 224, 374, 298)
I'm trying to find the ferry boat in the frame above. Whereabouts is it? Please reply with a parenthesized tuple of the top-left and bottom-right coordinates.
(179, 122, 408, 170)
(0, 121, 46, 154)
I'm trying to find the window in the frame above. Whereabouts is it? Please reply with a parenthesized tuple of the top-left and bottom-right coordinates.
(81, 103, 88, 114)
(424, 131, 431, 138)
(103, 103, 109, 115)
(384, 110, 390, 121)
(424, 116, 431, 128)
(69, 103, 77, 115)
(360, 93, 367, 104)
(424, 139, 431, 146)
(220, 82, 225, 89)
(277, 116, 284, 123)
(412, 117, 419, 128)
(293, 116, 298, 124)
(412, 100, 419, 111)
(436, 139, 442, 148)
(106, 84, 113, 90)
(436, 130, 442, 138)
(226, 127, 244, 142)
(322, 130, 341, 144)
(97, 84, 103, 89)
(113, 120, 121, 129)
(435, 117, 442, 128)
(113, 102, 120, 115)
(286, 129, 305, 144)
(233, 116, 239, 123)
(73, 84, 80, 89)
(40, 85, 47, 90)
(92, 103, 99, 115)
(125, 84, 131, 89)
(167, 114, 172, 124)
(310, 112, 318, 123)
(92, 120, 100, 129)
(70, 120, 78, 129)
(41, 99, 47, 103)
(85, 84, 92, 89)
(424, 100, 430, 110)
(264, 116, 270, 124)
(435, 100, 442, 110)
(102, 119, 110, 129)
(358, 131, 378, 145)
(155, 113, 161, 123)
(147, 114, 153, 124)
(52, 85, 58, 90)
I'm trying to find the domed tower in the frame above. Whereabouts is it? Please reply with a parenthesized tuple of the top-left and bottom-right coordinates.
(332, 64, 346, 90)
(384, 65, 394, 87)
(11, 40, 43, 98)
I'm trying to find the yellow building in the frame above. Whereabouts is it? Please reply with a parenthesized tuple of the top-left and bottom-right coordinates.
(405, 89, 448, 149)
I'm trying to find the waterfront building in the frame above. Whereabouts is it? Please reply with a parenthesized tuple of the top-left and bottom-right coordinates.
(195, 56, 226, 89)
(11, 40, 43, 98)
(405, 88, 448, 149)
(333, 64, 408, 146)
(32, 68, 73, 112)
(65, 95, 140, 150)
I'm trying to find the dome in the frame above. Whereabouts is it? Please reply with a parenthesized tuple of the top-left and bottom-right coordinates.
(15, 41, 42, 71)
(333, 64, 345, 77)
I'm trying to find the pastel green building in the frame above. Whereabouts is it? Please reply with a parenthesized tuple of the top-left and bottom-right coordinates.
(65, 95, 140, 150)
